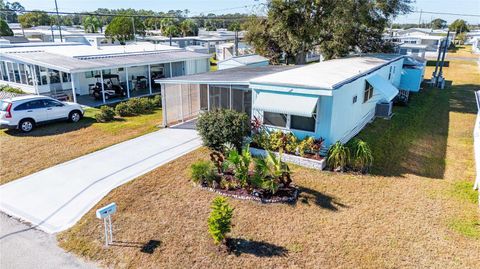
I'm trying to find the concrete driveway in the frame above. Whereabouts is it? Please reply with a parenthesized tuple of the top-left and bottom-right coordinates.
(0, 128, 201, 234)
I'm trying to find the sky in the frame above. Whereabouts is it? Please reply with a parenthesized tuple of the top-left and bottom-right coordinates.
(14, 0, 480, 24)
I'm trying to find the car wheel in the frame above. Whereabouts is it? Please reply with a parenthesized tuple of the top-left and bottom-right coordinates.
(19, 119, 34, 133)
(69, 110, 82, 123)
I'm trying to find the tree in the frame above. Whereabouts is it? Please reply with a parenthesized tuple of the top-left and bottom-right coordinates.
(227, 22, 241, 32)
(179, 19, 196, 37)
(207, 197, 234, 246)
(449, 19, 470, 34)
(431, 18, 447, 29)
(159, 18, 175, 35)
(163, 24, 179, 38)
(18, 11, 51, 28)
(1, 1, 24, 23)
(83, 16, 102, 33)
(244, 0, 413, 64)
(105, 16, 145, 44)
(0, 18, 13, 36)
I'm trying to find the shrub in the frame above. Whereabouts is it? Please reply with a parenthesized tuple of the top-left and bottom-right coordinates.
(196, 109, 249, 152)
(94, 106, 115, 122)
(253, 151, 291, 193)
(297, 137, 315, 157)
(208, 196, 234, 245)
(0, 85, 25, 94)
(251, 131, 270, 150)
(190, 160, 217, 186)
(327, 141, 350, 171)
(348, 138, 373, 173)
(115, 102, 133, 116)
(152, 94, 162, 107)
(223, 146, 252, 188)
(269, 130, 287, 152)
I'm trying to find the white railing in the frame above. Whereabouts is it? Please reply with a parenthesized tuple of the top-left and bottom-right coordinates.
(473, 91, 480, 204)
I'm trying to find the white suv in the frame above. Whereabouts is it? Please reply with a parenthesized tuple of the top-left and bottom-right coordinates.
(0, 95, 84, 132)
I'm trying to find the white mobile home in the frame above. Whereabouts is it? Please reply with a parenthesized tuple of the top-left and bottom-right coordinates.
(0, 42, 210, 106)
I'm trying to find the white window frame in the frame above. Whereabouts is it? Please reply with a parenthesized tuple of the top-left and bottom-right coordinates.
(263, 111, 317, 134)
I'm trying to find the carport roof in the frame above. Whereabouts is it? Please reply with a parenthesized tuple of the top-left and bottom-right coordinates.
(157, 65, 298, 85)
(0, 50, 210, 73)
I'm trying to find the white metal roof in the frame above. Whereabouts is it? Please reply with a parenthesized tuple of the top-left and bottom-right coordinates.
(250, 55, 404, 90)
(219, 54, 269, 65)
(0, 43, 209, 73)
(253, 92, 318, 117)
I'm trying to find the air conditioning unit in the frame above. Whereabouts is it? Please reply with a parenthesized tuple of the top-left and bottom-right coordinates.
(375, 101, 393, 119)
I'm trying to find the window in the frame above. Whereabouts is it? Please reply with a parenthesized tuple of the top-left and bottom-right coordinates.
(411, 48, 419, 53)
(61, 72, 71, 83)
(291, 115, 315, 132)
(353, 95, 357, 104)
(43, 99, 64, 107)
(388, 66, 392, 80)
(363, 81, 374, 103)
(14, 100, 45, 111)
(264, 112, 287, 128)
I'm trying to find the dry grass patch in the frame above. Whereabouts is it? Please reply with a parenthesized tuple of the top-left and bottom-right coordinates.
(59, 61, 480, 268)
(0, 108, 163, 184)
(448, 45, 480, 59)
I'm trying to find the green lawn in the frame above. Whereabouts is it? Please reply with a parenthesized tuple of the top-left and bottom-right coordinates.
(0, 108, 163, 184)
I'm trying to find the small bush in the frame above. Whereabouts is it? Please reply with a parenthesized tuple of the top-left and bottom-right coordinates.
(208, 196, 234, 245)
(0, 85, 25, 94)
(297, 137, 314, 157)
(94, 106, 115, 122)
(115, 102, 133, 117)
(152, 94, 162, 107)
(327, 141, 350, 171)
(348, 138, 373, 173)
(190, 160, 217, 186)
(197, 109, 249, 152)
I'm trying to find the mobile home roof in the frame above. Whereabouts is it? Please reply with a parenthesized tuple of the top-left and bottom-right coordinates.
(250, 55, 404, 90)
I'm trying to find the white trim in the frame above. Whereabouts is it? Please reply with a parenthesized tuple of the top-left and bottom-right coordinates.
(100, 71, 106, 104)
(148, 64, 152, 95)
(125, 66, 130, 98)
(71, 73, 77, 103)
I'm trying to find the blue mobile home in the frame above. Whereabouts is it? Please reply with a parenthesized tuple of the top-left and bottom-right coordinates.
(158, 54, 424, 148)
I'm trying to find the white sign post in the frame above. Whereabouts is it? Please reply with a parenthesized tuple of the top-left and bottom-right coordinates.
(96, 202, 117, 247)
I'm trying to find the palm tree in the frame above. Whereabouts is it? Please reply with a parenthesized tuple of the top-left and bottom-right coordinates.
(163, 24, 178, 46)
(179, 19, 195, 37)
(159, 18, 174, 35)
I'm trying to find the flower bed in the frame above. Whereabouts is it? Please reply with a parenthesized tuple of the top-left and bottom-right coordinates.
(190, 148, 299, 203)
(250, 147, 326, 170)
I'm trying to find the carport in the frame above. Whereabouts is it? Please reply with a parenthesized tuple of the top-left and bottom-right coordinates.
(156, 65, 296, 127)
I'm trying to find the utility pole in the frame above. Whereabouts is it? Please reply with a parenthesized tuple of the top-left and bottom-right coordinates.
(234, 30, 239, 56)
(418, 9, 422, 27)
(437, 30, 450, 88)
(54, 0, 63, 42)
(131, 17, 136, 42)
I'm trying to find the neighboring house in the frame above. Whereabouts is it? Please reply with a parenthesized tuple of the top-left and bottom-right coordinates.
(158, 54, 424, 148)
(0, 42, 210, 106)
(215, 42, 252, 61)
(472, 37, 480, 54)
(217, 55, 269, 70)
(186, 45, 210, 54)
(397, 43, 428, 59)
(0, 36, 30, 44)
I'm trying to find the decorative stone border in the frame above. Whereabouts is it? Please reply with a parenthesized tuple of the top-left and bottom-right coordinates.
(250, 147, 326, 170)
(199, 185, 299, 204)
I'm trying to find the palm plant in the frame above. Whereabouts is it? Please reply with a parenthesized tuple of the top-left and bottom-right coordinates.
(179, 19, 195, 37)
(326, 141, 350, 171)
(253, 151, 291, 194)
(349, 138, 373, 173)
(83, 16, 101, 33)
(223, 147, 252, 187)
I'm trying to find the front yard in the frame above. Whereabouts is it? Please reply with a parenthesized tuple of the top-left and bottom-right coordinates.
(0, 108, 163, 184)
(58, 60, 480, 268)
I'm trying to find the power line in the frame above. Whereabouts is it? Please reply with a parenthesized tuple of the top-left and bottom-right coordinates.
(0, 9, 255, 21)
(410, 10, 480, 18)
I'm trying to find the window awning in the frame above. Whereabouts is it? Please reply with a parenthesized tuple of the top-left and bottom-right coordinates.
(253, 92, 318, 117)
(366, 74, 399, 102)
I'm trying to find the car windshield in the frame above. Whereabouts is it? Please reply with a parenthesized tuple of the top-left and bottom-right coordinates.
(0, 101, 10, 111)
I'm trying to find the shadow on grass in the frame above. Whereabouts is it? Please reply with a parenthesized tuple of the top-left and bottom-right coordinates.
(227, 238, 288, 257)
(3, 117, 96, 137)
(297, 187, 348, 211)
(110, 240, 161, 254)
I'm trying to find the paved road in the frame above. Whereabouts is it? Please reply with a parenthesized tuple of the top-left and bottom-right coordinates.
(0, 128, 201, 233)
(0, 213, 97, 269)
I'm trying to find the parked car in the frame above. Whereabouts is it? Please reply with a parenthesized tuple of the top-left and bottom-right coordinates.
(0, 95, 84, 132)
